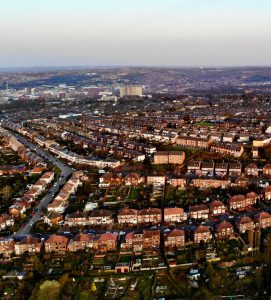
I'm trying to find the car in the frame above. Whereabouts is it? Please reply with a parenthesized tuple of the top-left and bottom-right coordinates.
(30, 222, 34, 226)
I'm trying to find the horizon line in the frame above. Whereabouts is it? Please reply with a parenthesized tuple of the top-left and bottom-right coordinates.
(1, 64, 271, 72)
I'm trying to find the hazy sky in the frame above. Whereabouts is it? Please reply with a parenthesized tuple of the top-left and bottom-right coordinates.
(1, 0, 271, 67)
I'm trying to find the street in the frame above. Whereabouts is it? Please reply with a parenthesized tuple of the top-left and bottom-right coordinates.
(11, 133, 73, 238)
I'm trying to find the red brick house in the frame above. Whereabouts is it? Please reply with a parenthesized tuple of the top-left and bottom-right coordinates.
(0, 214, 14, 230)
(254, 212, 271, 229)
(89, 209, 114, 225)
(122, 230, 160, 251)
(263, 164, 271, 177)
(228, 163, 242, 176)
(67, 234, 94, 252)
(189, 204, 209, 219)
(164, 229, 185, 249)
(215, 221, 234, 239)
(228, 195, 246, 210)
(170, 177, 187, 189)
(192, 178, 231, 189)
(209, 200, 226, 216)
(235, 175, 249, 188)
(0, 237, 15, 256)
(244, 163, 258, 177)
(194, 225, 211, 243)
(44, 235, 69, 253)
(236, 216, 254, 234)
(93, 233, 118, 252)
(44, 211, 63, 226)
(65, 211, 89, 227)
(124, 173, 145, 186)
(99, 172, 122, 187)
(264, 186, 271, 201)
(245, 192, 258, 206)
(164, 207, 186, 223)
(14, 236, 43, 255)
(118, 208, 138, 225)
(137, 208, 162, 225)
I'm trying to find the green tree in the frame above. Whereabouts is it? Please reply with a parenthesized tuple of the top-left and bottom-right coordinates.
(90, 281, 97, 293)
(35, 280, 61, 300)
(1, 185, 12, 203)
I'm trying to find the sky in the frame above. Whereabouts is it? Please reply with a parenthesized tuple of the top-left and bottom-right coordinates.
(1, 0, 271, 68)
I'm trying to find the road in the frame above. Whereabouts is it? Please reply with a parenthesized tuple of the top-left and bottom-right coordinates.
(11, 132, 73, 238)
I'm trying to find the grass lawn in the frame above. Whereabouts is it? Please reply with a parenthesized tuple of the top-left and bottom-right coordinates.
(128, 188, 140, 200)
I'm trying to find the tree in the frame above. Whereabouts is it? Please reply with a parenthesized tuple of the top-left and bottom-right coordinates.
(1, 185, 12, 203)
(90, 281, 97, 293)
(58, 273, 70, 289)
(35, 280, 61, 300)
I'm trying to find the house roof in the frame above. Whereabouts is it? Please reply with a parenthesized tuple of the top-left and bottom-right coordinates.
(164, 207, 184, 215)
(209, 200, 225, 210)
(118, 208, 138, 216)
(167, 228, 185, 237)
(195, 225, 210, 234)
(98, 232, 118, 241)
(215, 220, 233, 231)
(46, 234, 69, 244)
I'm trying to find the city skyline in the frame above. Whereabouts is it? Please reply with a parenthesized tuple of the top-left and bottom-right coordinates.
(1, 0, 271, 67)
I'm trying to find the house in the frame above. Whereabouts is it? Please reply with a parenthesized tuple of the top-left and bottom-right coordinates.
(9, 202, 27, 217)
(244, 163, 258, 177)
(176, 136, 212, 149)
(44, 211, 63, 226)
(189, 204, 209, 219)
(265, 186, 271, 201)
(118, 208, 138, 225)
(154, 151, 185, 165)
(228, 163, 242, 176)
(99, 172, 122, 187)
(137, 208, 162, 225)
(147, 176, 166, 185)
(0, 164, 27, 176)
(187, 161, 202, 173)
(122, 230, 160, 251)
(235, 175, 249, 188)
(44, 235, 69, 253)
(164, 229, 185, 249)
(0, 237, 15, 256)
(201, 162, 214, 175)
(65, 212, 89, 227)
(93, 233, 118, 252)
(215, 163, 228, 177)
(245, 192, 258, 206)
(194, 225, 211, 243)
(89, 209, 114, 225)
(215, 221, 234, 239)
(164, 207, 186, 223)
(67, 234, 94, 252)
(124, 173, 145, 186)
(252, 147, 259, 158)
(0, 214, 14, 230)
(223, 134, 236, 143)
(263, 164, 271, 177)
(228, 195, 246, 210)
(236, 216, 254, 234)
(209, 200, 226, 216)
(142, 230, 161, 249)
(192, 178, 231, 189)
(169, 177, 187, 189)
(47, 199, 68, 214)
(211, 143, 244, 158)
(14, 236, 43, 255)
(254, 212, 271, 229)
